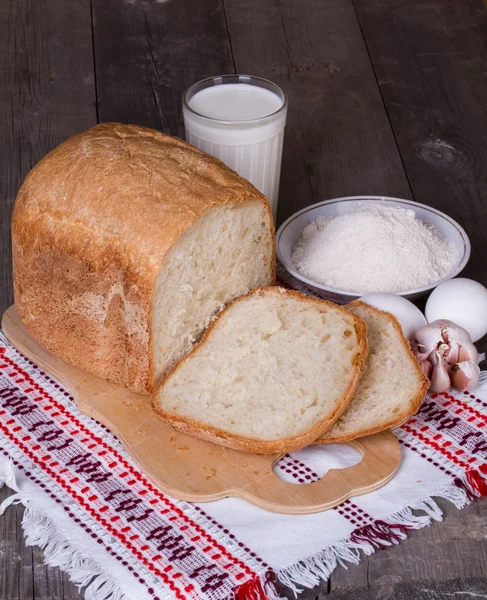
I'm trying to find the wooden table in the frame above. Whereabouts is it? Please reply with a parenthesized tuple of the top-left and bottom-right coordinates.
(1, 0, 487, 598)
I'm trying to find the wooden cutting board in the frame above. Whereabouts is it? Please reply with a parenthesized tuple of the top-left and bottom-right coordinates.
(2, 306, 401, 514)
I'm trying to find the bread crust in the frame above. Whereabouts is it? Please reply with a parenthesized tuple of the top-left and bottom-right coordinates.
(152, 287, 368, 455)
(317, 300, 429, 445)
(12, 122, 275, 394)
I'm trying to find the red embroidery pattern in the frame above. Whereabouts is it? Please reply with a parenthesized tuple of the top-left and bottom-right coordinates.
(0, 345, 260, 600)
(2, 332, 487, 600)
(276, 391, 487, 543)
(0, 448, 164, 599)
(405, 394, 487, 474)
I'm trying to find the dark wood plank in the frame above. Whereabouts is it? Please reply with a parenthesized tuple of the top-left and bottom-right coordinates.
(330, 497, 487, 597)
(366, 498, 487, 585)
(322, 577, 487, 600)
(222, 0, 412, 225)
(352, 0, 487, 289)
(0, 486, 81, 600)
(0, 486, 28, 600)
(32, 537, 81, 600)
(328, 1, 487, 593)
(0, 0, 97, 315)
(0, 0, 96, 596)
(92, 0, 235, 136)
(326, 547, 368, 592)
(321, 484, 487, 596)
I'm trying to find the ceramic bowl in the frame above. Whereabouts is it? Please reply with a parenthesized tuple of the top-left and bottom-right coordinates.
(276, 195, 471, 303)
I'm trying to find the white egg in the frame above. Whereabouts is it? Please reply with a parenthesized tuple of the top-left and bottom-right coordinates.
(360, 293, 427, 340)
(425, 278, 487, 342)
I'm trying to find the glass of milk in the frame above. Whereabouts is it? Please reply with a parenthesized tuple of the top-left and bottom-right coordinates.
(182, 74, 288, 220)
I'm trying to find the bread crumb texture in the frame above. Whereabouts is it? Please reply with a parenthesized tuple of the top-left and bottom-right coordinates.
(155, 287, 367, 453)
(320, 301, 428, 443)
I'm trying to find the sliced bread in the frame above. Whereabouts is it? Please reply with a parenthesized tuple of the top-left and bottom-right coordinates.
(12, 123, 274, 394)
(318, 300, 429, 445)
(153, 287, 368, 454)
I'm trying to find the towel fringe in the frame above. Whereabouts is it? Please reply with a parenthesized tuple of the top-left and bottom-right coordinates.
(235, 571, 281, 600)
(276, 468, 487, 597)
(0, 457, 127, 600)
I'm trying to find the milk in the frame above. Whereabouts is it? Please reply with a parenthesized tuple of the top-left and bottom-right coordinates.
(183, 79, 287, 220)
(188, 84, 282, 121)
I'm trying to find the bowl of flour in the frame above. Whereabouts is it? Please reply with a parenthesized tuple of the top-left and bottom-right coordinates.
(276, 196, 470, 303)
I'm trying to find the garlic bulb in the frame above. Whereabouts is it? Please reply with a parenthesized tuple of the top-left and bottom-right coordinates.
(412, 320, 479, 393)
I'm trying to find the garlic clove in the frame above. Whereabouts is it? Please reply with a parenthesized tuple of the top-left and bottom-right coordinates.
(419, 359, 433, 378)
(429, 351, 451, 393)
(457, 342, 478, 363)
(450, 361, 480, 392)
(443, 340, 459, 365)
(413, 324, 444, 361)
(429, 348, 439, 367)
(434, 319, 473, 345)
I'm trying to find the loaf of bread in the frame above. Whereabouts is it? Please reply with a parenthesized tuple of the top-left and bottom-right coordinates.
(153, 287, 368, 454)
(318, 301, 428, 444)
(12, 123, 275, 393)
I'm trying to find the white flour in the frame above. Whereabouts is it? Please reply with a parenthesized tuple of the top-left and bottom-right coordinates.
(291, 204, 459, 293)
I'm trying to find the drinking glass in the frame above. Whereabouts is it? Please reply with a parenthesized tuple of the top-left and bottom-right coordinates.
(182, 74, 288, 220)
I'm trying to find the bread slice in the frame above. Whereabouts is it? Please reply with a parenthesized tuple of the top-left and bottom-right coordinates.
(153, 287, 368, 454)
(317, 301, 428, 445)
